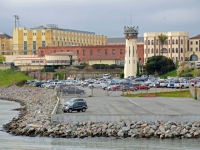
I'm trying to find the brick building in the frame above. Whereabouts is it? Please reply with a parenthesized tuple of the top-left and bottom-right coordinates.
(38, 44, 144, 65)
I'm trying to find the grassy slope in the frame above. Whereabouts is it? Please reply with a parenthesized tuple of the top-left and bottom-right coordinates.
(0, 69, 33, 87)
(160, 70, 177, 79)
(123, 90, 192, 98)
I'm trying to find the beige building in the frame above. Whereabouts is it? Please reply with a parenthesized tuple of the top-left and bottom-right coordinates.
(0, 34, 13, 55)
(88, 58, 121, 66)
(14, 52, 77, 71)
(12, 24, 107, 55)
(144, 31, 189, 63)
(186, 35, 200, 61)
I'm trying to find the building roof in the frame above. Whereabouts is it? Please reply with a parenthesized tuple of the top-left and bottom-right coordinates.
(0, 34, 12, 39)
(190, 35, 200, 39)
(107, 37, 144, 44)
(30, 24, 95, 34)
(89, 56, 121, 60)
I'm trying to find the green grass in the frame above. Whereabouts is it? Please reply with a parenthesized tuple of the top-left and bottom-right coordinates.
(122, 90, 192, 98)
(160, 70, 177, 79)
(0, 68, 33, 87)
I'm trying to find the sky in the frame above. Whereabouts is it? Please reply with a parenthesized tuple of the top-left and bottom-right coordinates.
(0, 0, 199, 38)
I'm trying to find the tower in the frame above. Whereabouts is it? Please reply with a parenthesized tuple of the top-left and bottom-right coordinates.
(124, 26, 139, 78)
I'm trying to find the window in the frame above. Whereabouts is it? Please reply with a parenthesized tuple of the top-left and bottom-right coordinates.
(53, 41, 55, 45)
(24, 33, 27, 36)
(151, 40, 154, 45)
(196, 47, 198, 51)
(172, 48, 174, 53)
(77, 50, 79, 56)
(190, 41, 193, 45)
(58, 41, 59, 46)
(176, 39, 178, 44)
(120, 49, 123, 54)
(181, 57, 183, 61)
(33, 41, 36, 50)
(90, 50, 93, 55)
(83, 50, 86, 56)
(54, 50, 56, 53)
(156, 49, 158, 53)
(172, 39, 174, 44)
(176, 48, 178, 53)
(181, 48, 183, 53)
(112, 49, 115, 55)
(148, 49, 150, 54)
(98, 49, 100, 55)
(181, 39, 183, 44)
(42, 41, 45, 47)
(148, 40, 150, 45)
(190, 48, 193, 51)
(169, 48, 170, 53)
(196, 41, 198, 45)
(24, 41, 27, 50)
(151, 48, 154, 53)
(105, 49, 108, 55)
(176, 57, 178, 61)
(33, 33, 36, 36)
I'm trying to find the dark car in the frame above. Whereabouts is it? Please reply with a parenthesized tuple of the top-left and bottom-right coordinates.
(122, 85, 137, 92)
(63, 98, 87, 106)
(62, 86, 85, 95)
(34, 81, 46, 87)
(132, 83, 150, 90)
(62, 100, 87, 113)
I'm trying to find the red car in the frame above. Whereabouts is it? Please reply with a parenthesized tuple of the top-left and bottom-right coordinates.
(110, 85, 121, 91)
(132, 83, 150, 90)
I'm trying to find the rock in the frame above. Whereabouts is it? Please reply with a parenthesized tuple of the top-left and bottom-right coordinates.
(122, 126, 130, 132)
(159, 125, 166, 133)
(141, 124, 147, 129)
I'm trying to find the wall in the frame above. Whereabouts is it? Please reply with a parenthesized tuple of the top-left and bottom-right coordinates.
(51, 114, 200, 123)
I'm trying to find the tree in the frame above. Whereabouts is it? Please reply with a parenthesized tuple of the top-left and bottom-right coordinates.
(136, 62, 140, 77)
(146, 56, 175, 75)
(0, 55, 6, 63)
(120, 70, 124, 78)
(177, 62, 192, 77)
(158, 34, 168, 55)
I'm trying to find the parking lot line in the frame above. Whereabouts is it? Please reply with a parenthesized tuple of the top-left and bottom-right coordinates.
(128, 99, 155, 114)
(170, 97, 192, 101)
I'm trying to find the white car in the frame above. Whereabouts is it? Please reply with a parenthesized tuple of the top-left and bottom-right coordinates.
(88, 82, 102, 88)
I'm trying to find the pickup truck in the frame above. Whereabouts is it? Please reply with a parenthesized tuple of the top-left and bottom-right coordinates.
(174, 81, 189, 89)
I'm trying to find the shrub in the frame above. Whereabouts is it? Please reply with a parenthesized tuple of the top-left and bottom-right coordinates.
(16, 79, 27, 87)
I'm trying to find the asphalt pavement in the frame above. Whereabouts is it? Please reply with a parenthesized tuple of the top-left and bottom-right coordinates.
(57, 86, 200, 116)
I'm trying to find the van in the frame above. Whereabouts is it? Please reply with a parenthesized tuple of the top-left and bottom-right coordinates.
(103, 74, 111, 79)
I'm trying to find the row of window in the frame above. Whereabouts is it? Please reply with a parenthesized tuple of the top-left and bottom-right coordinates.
(146, 39, 185, 45)
(46, 60, 70, 63)
(32, 60, 44, 63)
(146, 48, 185, 54)
(41, 49, 123, 56)
(190, 41, 199, 45)
(23, 32, 46, 36)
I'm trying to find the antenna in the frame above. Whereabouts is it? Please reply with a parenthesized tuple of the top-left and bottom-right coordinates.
(14, 15, 21, 29)
(130, 13, 132, 27)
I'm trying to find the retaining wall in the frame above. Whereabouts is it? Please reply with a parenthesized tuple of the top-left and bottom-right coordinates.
(51, 114, 200, 123)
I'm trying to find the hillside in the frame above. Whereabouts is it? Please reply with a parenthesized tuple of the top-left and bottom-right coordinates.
(0, 69, 33, 87)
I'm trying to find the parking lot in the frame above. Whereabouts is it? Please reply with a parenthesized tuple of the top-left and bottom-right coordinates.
(56, 86, 200, 116)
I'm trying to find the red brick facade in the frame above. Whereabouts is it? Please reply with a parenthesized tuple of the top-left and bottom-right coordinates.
(38, 44, 144, 64)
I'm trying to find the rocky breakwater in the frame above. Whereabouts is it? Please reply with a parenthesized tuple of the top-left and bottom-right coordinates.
(0, 86, 57, 136)
(1, 86, 200, 139)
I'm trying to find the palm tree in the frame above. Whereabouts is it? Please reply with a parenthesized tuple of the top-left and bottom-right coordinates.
(158, 34, 168, 55)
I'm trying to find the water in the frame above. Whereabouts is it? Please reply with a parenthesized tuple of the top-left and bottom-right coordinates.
(0, 99, 200, 150)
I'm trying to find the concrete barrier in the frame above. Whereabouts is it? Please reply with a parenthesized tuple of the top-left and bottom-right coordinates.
(51, 97, 60, 122)
(51, 114, 200, 123)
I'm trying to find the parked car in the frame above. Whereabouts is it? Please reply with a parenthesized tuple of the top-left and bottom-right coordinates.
(174, 81, 189, 89)
(88, 82, 102, 89)
(132, 83, 150, 90)
(110, 85, 121, 91)
(62, 99, 87, 113)
(62, 86, 85, 95)
(122, 85, 137, 92)
(63, 98, 87, 106)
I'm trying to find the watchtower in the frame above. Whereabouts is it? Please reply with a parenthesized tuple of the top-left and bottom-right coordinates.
(124, 26, 139, 78)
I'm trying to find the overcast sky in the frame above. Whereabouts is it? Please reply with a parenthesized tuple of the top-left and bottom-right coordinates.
(0, 0, 199, 38)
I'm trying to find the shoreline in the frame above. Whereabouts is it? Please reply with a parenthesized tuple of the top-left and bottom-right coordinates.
(1, 86, 200, 139)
